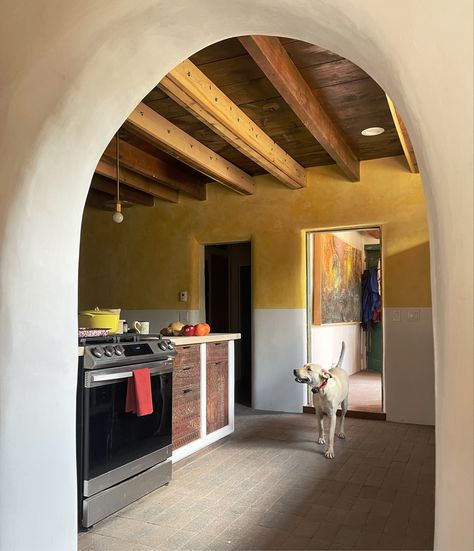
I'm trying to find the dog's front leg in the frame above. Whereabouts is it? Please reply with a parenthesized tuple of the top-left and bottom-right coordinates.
(315, 407, 325, 444)
(324, 413, 337, 459)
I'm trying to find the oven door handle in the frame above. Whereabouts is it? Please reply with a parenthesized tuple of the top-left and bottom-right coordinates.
(88, 361, 172, 385)
(91, 371, 133, 383)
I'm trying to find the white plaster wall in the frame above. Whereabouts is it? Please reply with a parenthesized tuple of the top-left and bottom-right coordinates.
(0, 1, 472, 550)
(121, 309, 201, 334)
(311, 324, 361, 376)
(253, 309, 307, 413)
(384, 308, 435, 426)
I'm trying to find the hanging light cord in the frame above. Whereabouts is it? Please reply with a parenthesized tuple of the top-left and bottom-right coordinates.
(116, 133, 120, 204)
(112, 132, 124, 223)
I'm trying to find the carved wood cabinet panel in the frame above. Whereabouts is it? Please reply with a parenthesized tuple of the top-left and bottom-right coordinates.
(172, 344, 201, 450)
(206, 342, 229, 434)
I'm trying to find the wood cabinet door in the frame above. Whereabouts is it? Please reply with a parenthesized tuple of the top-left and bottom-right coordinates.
(206, 342, 229, 434)
(172, 345, 201, 450)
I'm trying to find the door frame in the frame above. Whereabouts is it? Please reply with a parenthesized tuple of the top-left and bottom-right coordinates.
(305, 225, 385, 414)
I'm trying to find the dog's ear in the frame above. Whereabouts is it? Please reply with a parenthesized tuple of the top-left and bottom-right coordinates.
(321, 369, 333, 380)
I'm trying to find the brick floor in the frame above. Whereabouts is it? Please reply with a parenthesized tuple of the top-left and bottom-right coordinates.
(78, 407, 435, 550)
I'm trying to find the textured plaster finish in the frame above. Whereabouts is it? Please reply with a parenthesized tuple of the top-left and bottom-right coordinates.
(0, 1, 472, 550)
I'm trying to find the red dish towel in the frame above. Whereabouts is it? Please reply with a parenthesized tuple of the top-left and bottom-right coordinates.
(125, 368, 153, 416)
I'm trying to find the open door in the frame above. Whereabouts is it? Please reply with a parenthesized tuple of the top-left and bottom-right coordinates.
(205, 243, 252, 407)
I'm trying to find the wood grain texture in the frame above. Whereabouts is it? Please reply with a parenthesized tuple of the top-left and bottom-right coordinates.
(160, 59, 306, 188)
(239, 35, 360, 181)
(386, 95, 419, 173)
(126, 102, 256, 195)
(172, 345, 201, 450)
(95, 159, 179, 202)
(206, 343, 229, 434)
(90, 174, 155, 206)
(103, 139, 206, 200)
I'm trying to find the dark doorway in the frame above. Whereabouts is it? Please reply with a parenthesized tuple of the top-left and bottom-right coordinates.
(205, 243, 252, 406)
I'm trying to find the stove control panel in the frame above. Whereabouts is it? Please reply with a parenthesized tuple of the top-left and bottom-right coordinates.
(83, 338, 176, 370)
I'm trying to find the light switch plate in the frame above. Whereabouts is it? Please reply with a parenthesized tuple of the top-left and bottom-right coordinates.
(407, 309, 420, 322)
(392, 309, 401, 322)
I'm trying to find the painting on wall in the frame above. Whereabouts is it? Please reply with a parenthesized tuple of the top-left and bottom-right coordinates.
(313, 233, 362, 325)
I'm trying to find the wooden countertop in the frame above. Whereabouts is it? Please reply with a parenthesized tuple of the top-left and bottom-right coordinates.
(169, 333, 241, 346)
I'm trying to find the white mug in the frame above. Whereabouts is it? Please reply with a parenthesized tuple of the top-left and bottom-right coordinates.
(134, 321, 149, 334)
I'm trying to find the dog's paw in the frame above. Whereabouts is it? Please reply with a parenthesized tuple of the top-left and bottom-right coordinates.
(317, 437, 326, 445)
(324, 448, 335, 459)
(337, 432, 346, 439)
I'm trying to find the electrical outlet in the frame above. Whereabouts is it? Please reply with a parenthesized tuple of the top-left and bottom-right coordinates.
(407, 309, 420, 322)
(179, 291, 188, 302)
(392, 309, 401, 322)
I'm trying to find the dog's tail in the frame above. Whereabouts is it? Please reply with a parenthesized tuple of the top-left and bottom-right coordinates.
(335, 341, 345, 369)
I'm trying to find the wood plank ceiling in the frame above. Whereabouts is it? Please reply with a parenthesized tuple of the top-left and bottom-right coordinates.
(88, 36, 417, 210)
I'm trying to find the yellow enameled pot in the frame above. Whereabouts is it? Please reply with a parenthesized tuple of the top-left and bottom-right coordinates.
(78, 307, 120, 333)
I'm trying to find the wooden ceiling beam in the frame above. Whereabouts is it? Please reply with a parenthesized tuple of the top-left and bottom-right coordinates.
(159, 59, 306, 189)
(90, 174, 155, 206)
(95, 159, 179, 203)
(103, 139, 207, 200)
(86, 188, 115, 210)
(386, 95, 419, 173)
(239, 35, 360, 181)
(125, 102, 256, 195)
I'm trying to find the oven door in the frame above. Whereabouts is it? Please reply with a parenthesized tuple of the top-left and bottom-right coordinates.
(82, 360, 172, 497)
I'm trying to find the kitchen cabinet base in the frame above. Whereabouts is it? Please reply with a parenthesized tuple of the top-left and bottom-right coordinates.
(172, 423, 234, 463)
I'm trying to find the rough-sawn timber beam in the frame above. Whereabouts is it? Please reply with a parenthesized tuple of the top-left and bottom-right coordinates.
(386, 95, 419, 173)
(95, 159, 179, 203)
(90, 174, 155, 206)
(103, 139, 207, 200)
(239, 35, 360, 182)
(126, 102, 255, 195)
(159, 59, 306, 189)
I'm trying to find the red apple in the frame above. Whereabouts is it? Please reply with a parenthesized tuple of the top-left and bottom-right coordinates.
(180, 324, 195, 336)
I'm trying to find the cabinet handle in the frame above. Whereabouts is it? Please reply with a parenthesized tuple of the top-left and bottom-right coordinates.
(214, 361, 224, 365)
(183, 388, 192, 394)
(182, 367, 192, 371)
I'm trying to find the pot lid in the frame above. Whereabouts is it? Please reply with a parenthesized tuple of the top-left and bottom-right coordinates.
(79, 307, 119, 316)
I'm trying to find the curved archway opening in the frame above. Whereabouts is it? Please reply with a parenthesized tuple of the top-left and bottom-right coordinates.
(0, 3, 471, 551)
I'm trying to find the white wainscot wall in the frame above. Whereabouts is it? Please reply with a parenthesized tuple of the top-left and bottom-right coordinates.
(384, 307, 435, 426)
(121, 309, 200, 334)
(311, 324, 361, 376)
(253, 309, 307, 413)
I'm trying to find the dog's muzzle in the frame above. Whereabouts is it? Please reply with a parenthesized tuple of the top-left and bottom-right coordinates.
(293, 369, 310, 384)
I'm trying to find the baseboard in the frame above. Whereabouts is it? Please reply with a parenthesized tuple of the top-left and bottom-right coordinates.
(302, 405, 386, 421)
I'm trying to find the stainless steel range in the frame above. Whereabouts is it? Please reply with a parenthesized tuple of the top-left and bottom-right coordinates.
(77, 334, 175, 528)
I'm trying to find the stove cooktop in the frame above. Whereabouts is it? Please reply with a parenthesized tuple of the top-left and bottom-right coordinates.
(79, 333, 162, 346)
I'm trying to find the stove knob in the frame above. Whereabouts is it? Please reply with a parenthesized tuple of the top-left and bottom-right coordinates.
(158, 342, 168, 351)
(104, 345, 114, 357)
(91, 346, 103, 358)
(114, 345, 124, 356)
(167, 342, 174, 350)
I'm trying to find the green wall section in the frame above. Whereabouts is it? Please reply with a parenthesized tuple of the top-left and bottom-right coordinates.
(79, 156, 432, 311)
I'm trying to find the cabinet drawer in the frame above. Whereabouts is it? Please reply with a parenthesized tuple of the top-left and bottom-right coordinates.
(206, 341, 228, 363)
(172, 384, 200, 450)
(173, 362, 200, 389)
(175, 344, 201, 368)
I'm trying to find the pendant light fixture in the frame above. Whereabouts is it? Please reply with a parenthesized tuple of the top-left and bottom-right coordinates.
(112, 133, 124, 223)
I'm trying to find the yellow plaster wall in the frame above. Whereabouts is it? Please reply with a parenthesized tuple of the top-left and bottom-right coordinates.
(79, 156, 431, 310)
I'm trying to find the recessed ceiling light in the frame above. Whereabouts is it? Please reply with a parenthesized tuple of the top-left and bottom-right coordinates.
(361, 127, 385, 136)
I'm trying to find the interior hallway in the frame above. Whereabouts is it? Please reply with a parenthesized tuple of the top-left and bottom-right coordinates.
(349, 371, 383, 413)
(79, 408, 434, 551)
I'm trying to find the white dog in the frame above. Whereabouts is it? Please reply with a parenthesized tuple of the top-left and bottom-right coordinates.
(294, 342, 348, 458)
